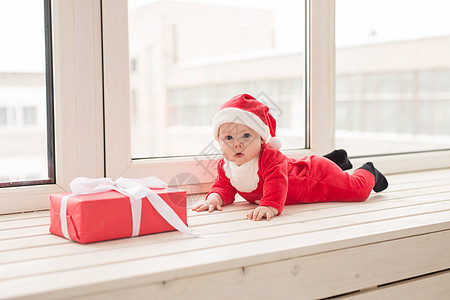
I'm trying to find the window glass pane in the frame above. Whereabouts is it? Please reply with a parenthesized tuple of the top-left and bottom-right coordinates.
(0, 1, 53, 186)
(128, 0, 305, 158)
(336, 0, 450, 156)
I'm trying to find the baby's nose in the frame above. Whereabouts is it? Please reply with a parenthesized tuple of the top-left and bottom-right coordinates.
(233, 141, 243, 148)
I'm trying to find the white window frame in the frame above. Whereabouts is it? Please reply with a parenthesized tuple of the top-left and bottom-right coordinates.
(2, 0, 450, 214)
(0, 0, 104, 214)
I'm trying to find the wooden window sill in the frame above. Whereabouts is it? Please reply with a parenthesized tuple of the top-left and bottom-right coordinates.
(1, 169, 449, 299)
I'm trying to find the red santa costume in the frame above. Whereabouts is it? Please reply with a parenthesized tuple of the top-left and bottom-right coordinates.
(208, 94, 387, 214)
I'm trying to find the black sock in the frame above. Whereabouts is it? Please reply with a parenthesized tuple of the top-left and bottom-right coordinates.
(358, 162, 388, 192)
(323, 149, 353, 171)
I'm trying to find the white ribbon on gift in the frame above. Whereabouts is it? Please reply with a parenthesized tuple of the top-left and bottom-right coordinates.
(60, 176, 198, 240)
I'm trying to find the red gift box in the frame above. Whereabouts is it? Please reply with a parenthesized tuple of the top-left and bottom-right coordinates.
(50, 187, 187, 244)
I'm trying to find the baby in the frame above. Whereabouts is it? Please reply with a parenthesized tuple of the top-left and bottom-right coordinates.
(193, 94, 388, 221)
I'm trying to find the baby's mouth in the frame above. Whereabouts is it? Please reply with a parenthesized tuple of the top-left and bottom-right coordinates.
(234, 152, 244, 158)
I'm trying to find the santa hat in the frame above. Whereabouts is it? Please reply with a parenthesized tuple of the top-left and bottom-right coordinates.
(212, 94, 281, 150)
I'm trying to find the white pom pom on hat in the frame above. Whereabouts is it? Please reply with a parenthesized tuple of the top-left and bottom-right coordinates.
(212, 94, 281, 150)
(267, 136, 282, 150)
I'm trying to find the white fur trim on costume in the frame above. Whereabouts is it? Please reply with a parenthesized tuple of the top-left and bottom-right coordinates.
(267, 136, 282, 150)
(213, 107, 270, 142)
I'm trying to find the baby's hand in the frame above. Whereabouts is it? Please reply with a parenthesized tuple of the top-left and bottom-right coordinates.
(247, 206, 279, 221)
(192, 193, 223, 213)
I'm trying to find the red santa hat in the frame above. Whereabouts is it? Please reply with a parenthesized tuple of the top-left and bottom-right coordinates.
(212, 94, 281, 150)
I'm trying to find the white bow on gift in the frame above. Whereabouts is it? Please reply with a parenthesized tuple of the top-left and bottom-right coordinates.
(60, 176, 198, 240)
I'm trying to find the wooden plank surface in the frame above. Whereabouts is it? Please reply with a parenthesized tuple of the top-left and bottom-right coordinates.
(2, 190, 449, 263)
(337, 269, 450, 300)
(0, 168, 449, 299)
(76, 231, 450, 300)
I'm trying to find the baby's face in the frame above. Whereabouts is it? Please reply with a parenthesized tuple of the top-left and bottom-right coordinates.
(218, 123, 263, 166)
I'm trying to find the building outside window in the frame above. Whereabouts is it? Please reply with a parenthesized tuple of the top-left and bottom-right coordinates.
(335, 0, 450, 156)
(128, 0, 306, 160)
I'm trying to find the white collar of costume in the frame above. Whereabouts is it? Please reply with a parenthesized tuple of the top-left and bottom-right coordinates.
(223, 156, 259, 193)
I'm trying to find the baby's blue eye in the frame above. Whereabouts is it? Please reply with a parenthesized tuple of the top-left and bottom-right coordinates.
(225, 135, 233, 140)
(243, 133, 250, 138)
